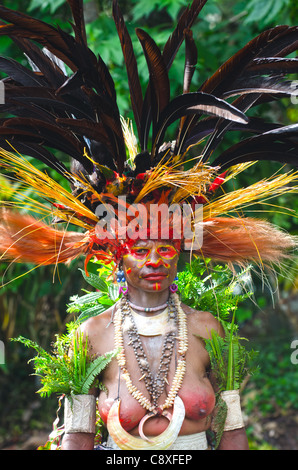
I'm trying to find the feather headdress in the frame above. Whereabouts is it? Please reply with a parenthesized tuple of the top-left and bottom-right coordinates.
(0, 0, 297, 275)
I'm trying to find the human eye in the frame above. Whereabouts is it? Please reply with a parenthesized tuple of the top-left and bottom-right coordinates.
(131, 247, 150, 259)
(159, 246, 170, 252)
(157, 245, 177, 258)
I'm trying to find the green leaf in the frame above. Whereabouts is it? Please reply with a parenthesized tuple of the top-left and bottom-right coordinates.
(29, 0, 65, 14)
(10, 330, 116, 398)
(108, 283, 120, 302)
(244, 0, 284, 24)
(79, 269, 109, 292)
(78, 350, 118, 395)
(132, 0, 159, 21)
(77, 304, 107, 323)
(199, 318, 258, 393)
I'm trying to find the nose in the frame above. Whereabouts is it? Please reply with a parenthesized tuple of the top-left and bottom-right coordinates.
(145, 258, 164, 268)
(145, 249, 164, 268)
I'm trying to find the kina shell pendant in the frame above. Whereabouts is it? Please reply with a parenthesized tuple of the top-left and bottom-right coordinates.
(107, 396, 185, 450)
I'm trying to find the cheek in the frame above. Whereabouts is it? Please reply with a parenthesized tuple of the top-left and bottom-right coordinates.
(166, 260, 178, 278)
(123, 255, 144, 283)
(123, 254, 140, 273)
(157, 254, 178, 274)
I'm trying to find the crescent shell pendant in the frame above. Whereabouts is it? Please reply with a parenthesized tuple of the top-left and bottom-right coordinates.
(106, 396, 185, 450)
(138, 410, 172, 442)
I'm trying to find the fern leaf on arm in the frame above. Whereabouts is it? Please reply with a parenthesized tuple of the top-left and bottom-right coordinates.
(11, 326, 117, 398)
(199, 318, 257, 449)
(202, 317, 258, 393)
(79, 350, 119, 396)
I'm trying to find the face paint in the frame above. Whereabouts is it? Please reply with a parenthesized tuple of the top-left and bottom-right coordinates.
(156, 244, 178, 260)
(126, 244, 178, 269)
(130, 246, 151, 260)
(122, 240, 179, 293)
(123, 247, 151, 269)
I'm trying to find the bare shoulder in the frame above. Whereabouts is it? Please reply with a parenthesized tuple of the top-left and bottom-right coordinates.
(79, 305, 114, 332)
(182, 303, 224, 339)
(78, 304, 117, 354)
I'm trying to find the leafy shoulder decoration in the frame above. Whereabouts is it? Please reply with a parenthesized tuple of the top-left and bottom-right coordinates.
(11, 325, 117, 398)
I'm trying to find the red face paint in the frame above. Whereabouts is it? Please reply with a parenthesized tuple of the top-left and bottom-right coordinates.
(122, 240, 179, 292)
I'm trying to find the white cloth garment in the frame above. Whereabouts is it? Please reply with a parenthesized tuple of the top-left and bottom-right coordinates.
(106, 431, 208, 450)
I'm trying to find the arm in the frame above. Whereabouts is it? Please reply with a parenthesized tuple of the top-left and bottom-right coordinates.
(61, 385, 99, 450)
(201, 314, 249, 450)
(209, 378, 249, 450)
(61, 432, 95, 450)
(61, 321, 98, 450)
(218, 428, 249, 450)
(61, 390, 98, 450)
(61, 312, 114, 450)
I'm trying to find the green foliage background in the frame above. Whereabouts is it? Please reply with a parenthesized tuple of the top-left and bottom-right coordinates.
(0, 0, 298, 449)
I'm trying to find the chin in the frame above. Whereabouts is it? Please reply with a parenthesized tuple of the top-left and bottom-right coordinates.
(142, 281, 171, 292)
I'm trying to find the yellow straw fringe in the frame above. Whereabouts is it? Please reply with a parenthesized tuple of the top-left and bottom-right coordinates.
(135, 155, 217, 204)
(120, 116, 139, 166)
(201, 170, 298, 221)
(0, 147, 98, 228)
(1, 144, 298, 234)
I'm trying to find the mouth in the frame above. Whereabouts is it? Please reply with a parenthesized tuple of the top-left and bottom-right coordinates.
(142, 273, 168, 281)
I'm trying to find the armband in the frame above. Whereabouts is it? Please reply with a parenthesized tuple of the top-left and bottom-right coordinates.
(221, 390, 244, 431)
(64, 394, 96, 434)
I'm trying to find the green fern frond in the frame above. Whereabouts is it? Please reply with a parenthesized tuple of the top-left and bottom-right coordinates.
(11, 336, 53, 362)
(202, 316, 258, 392)
(11, 329, 117, 398)
(78, 350, 119, 395)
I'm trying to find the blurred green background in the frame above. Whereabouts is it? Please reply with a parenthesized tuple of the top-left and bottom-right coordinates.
(0, 0, 297, 450)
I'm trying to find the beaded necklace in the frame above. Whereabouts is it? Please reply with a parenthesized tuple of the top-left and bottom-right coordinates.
(114, 292, 188, 413)
(128, 300, 168, 312)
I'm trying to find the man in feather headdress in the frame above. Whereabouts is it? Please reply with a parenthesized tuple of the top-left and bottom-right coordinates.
(0, 0, 297, 450)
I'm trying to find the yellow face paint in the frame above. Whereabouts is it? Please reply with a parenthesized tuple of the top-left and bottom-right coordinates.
(156, 244, 178, 260)
(125, 244, 178, 269)
(122, 241, 179, 292)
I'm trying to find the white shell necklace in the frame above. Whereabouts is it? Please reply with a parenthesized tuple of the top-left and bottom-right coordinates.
(129, 307, 172, 336)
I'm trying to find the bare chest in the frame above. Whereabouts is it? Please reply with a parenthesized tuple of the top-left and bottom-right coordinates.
(98, 329, 215, 432)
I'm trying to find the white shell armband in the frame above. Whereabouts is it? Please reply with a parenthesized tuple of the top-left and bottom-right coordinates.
(64, 394, 96, 434)
(221, 390, 244, 431)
